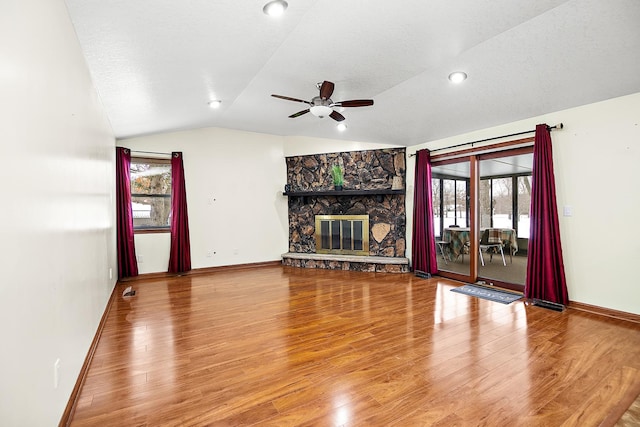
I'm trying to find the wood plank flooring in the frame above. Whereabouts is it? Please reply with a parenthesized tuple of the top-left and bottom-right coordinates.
(69, 265, 640, 426)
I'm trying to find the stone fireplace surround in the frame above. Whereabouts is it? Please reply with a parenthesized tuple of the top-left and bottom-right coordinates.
(282, 148, 409, 273)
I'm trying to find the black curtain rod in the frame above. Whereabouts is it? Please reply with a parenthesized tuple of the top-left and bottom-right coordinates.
(409, 123, 563, 157)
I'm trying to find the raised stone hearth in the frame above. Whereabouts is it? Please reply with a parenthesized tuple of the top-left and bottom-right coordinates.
(284, 148, 408, 273)
(282, 252, 410, 273)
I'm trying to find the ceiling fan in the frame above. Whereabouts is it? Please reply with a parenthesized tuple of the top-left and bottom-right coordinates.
(271, 80, 374, 122)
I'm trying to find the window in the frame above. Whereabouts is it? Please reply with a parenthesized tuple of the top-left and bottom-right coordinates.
(432, 177, 470, 237)
(478, 174, 531, 237)
(130, 157, 171, 231)
(432, 179, 441, 235)
(516, 175, 532, 238)
(479, 177, 512, 229)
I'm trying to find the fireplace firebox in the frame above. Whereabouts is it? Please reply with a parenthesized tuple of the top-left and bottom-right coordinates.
(315, 215, 369, 256)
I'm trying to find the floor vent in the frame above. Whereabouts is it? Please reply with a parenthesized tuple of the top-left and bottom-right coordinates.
(532, 298, 564, 312)
(122, 286, 136, 297)
(414, 270, 431, 279)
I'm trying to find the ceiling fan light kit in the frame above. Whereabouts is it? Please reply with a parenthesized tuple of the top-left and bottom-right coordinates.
(272, 80, 373, 124)
(310, 104, 333, 118)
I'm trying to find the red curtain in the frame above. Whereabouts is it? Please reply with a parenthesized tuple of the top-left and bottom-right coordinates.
(412, 149, 439, 275)
(168, 152, 192, 273)
(525, 124, 568, 304)
(116, 147, 138, 279)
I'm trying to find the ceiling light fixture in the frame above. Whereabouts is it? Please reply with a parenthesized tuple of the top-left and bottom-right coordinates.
(337, 123, 347, 132)
(208, 100, 222, 109)
(448, 71, 467, 84)
(263, 0, 288, 16)
(309, 105, 332, 118)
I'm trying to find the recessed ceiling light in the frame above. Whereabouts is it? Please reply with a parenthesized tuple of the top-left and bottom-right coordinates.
(263, 0, 288, 16)
(448, 71, 467, 84)
(337, 123, 347, 132)
(208, 100, 222, 109)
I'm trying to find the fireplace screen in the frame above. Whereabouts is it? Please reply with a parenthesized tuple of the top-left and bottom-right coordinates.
(315, 215, 369, 256)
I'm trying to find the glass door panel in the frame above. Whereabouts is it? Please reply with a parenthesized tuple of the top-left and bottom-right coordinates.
(477, 152, 532, 287)
(432, 160, 471, 279)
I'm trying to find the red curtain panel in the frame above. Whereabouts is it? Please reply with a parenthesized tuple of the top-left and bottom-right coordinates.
(412, 149, 439, 275)
(525, 124, 569, 304)
(116, 147, 138, 279)
(168, 152, 192, 273)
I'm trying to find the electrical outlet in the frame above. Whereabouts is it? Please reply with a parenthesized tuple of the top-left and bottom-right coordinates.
(206, 251, 212, 257)
(233, 248, 239, 255)
(54, 358, 60, 389)
(137, 255, 144, 263)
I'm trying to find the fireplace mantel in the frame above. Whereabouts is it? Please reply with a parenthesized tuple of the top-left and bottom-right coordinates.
(284, 188, 403, 203)
(284, 189, 403, 196)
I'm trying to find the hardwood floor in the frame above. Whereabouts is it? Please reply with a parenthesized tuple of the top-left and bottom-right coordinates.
(69, 265, 640, 426)
(617, 395, 640, 426)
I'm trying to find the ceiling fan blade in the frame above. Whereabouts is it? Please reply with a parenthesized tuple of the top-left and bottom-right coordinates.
(272, 94, 310, 104)
(329, 110, 345, 122)
(319, 81, 335, 99)
(334, 99, 374, 108)
(289, 109, 310, 118)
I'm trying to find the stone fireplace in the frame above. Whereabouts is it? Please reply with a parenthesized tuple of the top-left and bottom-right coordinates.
(281, 148, 409, 273)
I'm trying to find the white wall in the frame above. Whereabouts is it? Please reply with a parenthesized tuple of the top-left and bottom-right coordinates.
(406, 92, 640, 315)
(122, 130, 403, 273)
(0, 0, 116, 425)
(123, 128, 288, 272)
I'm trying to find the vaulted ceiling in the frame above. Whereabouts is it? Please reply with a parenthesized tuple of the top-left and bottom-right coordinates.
(65, 0, 640, 145)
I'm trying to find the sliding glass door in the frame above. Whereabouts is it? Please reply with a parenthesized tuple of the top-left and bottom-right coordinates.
(431, 147, 532, 289)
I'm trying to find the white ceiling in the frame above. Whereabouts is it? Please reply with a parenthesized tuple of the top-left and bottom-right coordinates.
(64, 0, 640, 145)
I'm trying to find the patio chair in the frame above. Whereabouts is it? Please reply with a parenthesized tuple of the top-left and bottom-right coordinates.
(479, 228, 506, 266)
(435, 240, 451, 264)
